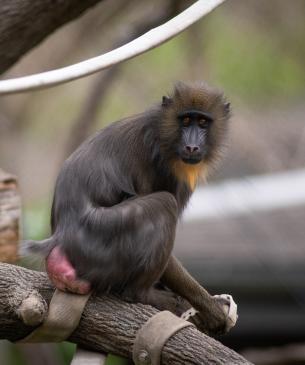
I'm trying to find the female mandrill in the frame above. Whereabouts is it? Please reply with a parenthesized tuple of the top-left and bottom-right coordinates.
(24, 81, 235, 335)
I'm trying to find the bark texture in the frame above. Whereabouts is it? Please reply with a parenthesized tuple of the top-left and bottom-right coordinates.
(0, 169, 20, 263)
(0, 263, 252, 364)
(0, 0, 104, 74)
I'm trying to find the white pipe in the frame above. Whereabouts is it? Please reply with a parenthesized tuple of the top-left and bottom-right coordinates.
(0, 0, 226, 95)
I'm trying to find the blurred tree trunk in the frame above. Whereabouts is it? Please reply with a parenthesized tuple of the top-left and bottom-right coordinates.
(0, 169, 20, 263)
(0, 0, 105, 74)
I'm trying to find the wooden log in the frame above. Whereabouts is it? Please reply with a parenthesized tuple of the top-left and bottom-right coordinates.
(0, 263, 252, 364)
(0, 169, 20, 263)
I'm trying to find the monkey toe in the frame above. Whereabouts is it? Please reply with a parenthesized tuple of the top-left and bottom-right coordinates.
(213, 294, 238, 332)
(186, 294, 238, 336)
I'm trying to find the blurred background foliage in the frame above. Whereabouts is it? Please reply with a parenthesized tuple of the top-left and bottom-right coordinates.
(1, 0, 305, 364)
(1, 0, 304, 236)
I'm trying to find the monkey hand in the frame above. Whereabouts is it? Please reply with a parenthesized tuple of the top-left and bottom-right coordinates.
(181, 294, 238, 336)
(46, 246, 91, 294)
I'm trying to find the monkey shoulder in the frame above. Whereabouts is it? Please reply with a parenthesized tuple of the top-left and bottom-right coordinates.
(56, 119, 156, 205)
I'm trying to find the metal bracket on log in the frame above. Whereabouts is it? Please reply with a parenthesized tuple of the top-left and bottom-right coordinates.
(133, 311, 194, 365)
(18, 289, 91, 343)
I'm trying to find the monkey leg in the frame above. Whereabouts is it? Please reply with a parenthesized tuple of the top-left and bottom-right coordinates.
(121, 286, 190, 316)
(161, 255, 235, 335)
(46, 246, 91, 294)
(145, 288, 191, 316)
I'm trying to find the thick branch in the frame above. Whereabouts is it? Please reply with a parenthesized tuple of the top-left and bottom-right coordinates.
(0, 263, 251, 364)
(0, 0, 104, 74)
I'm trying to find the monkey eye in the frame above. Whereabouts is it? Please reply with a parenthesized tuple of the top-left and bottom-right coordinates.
(182, 117, 191, 127)
(198, 119, 208, 128)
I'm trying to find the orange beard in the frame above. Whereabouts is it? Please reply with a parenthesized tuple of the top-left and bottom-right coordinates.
(171, 160, 206, 191)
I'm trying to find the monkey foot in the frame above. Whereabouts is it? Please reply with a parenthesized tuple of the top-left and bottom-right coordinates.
(46, 246, 91, 294)
(213, 294, 238, 332)
(181, 294, 238, 333)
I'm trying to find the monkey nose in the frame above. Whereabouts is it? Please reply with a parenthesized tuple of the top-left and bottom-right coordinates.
(185, 145, 199, 154)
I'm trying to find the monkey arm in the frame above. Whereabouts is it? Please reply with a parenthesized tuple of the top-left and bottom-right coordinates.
(161, 255, 230, 334)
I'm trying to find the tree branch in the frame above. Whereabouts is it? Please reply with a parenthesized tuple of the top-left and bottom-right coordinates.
(0, 0, 104, 75)
(0, 263, 251, 364)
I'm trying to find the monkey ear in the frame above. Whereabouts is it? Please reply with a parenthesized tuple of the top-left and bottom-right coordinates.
(224, 102, 231, 115)
(162, 96, 173, 107)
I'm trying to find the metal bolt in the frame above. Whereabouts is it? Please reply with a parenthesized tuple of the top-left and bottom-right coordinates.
(138, 349, 150, 364)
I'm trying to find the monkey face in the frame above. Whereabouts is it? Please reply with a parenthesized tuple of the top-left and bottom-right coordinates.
(177, 110, 212, 164)
(160, 82, 230, 169)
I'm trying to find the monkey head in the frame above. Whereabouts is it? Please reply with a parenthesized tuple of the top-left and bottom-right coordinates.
(160, 81, 230, 168)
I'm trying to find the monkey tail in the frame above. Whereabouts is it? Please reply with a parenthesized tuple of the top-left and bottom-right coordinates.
(19, 237, 56, 258)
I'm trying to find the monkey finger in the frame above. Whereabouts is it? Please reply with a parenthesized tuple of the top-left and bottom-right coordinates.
(180, 307, 198, 321)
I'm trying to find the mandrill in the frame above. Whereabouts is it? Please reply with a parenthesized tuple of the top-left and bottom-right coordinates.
(24, 81, 236, 335)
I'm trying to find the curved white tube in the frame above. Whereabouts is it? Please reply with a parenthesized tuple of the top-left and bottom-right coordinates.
(0, 0, 226, 95)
